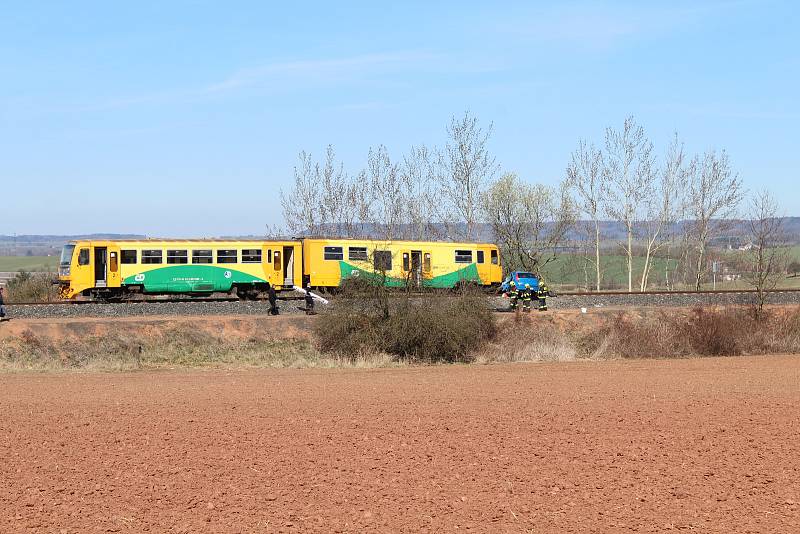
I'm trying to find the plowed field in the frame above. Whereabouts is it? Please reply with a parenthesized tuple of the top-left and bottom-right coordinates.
(2, 356, 799, 533)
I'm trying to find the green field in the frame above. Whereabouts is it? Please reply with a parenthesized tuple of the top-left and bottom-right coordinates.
(541, 247, 800, 291)
(539, 254, 679, 290)
(0, 256, 58, 272)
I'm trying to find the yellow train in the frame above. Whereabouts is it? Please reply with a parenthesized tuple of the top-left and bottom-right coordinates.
(57, 237, 502, 299)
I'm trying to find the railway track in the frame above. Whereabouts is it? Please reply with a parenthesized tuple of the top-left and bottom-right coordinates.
(7, 287, 800, 306)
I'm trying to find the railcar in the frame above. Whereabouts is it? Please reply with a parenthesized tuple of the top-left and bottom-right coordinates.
(57, 239, 302, 299)
(57, 237, 503, 299)
(302, 238, 502, 290)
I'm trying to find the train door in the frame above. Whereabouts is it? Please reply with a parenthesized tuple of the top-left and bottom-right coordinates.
(106, 245, 121, 288)
(94, 247, 107, 288)
(273, 249, 282, 287)
(283, 246, 295, 286)
(476, 246, 492, 285)
(410, 250, 423, 288)
(422, 250, 432, 284)
(402, 250, 423, 288)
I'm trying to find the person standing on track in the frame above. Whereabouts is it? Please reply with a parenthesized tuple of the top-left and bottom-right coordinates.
(521, 283, 533, 312)
(268, 285, 279, 316)
(507, 281, 519, 311)
(304, 283, 315, 314)
(538, 280, 549, 311)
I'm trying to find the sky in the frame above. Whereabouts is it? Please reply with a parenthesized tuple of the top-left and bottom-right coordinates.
(1, 0, 798, 236)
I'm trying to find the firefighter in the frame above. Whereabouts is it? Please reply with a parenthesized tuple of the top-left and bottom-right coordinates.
(521, 283, 533, 312)
(507, 281, 519, 311)
(538, 280, 549, 311)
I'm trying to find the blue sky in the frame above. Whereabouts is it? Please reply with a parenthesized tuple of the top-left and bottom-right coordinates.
(1, 0, 798, 235)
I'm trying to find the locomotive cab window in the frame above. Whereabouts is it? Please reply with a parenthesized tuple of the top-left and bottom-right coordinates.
(374, 250, 392, 271)
(324, 246, 344, 261)
(491, 249, 499, 265)
(348, 246, 368, 261)
(242, 249, 262, 263)
(167, 250, 188, 264)
(477, 250, 485, 264)
(217, 249, 237, 263)
(78, 248, 90, 266)
(121, 250, 137, 264)
(455, 250, 473, 263)
(141, 250, 163, 264)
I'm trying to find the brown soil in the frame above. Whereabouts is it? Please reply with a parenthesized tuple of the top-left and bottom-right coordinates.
(2, 357, 799, 533)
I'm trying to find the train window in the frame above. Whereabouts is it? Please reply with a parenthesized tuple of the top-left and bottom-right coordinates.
(374, 250, 392, 271)
(477, 250, 485, 264)
(167, 250, 188, 264)
(267, 250, 273, 263)
(141, 250, 163, 264)
(402, 252, 410, 271)
(121, 250, 137, 264)
(491, 249, 499, 265)
(455, 250, 473, 263)
(348, 246, 368, 261)
(78, 248, 90, 266)
(423, 253, 431, 272)
(192, 250, 213, 264)
(242, 249, 262, 263)
(324, 246, 343, 261)
(217, 249, 237, 263)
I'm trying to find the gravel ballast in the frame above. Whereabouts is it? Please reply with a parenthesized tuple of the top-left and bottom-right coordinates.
(5, 291, 799, 320)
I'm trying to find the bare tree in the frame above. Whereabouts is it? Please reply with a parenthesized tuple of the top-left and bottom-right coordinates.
(742, 190, 789, 314)
(367, 145, 404, 240)
(685, 149, 743, 290)
(439, 111, 499, 240)
(637, 134, 688, 291)
(401, 144, 442, 240)
(482, 172, 575, 272)
(603, 116, 656, 292)
(566, 140, 605, 291)
(281, 150, 322, 236)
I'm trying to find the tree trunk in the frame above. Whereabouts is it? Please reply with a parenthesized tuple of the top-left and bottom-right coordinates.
(627, 225, 633, 292)
(594, 221, 601, 291)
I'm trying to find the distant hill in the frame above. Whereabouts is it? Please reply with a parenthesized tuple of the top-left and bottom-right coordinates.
(0, 234, 145, 256)
(1, 218, 798, 256)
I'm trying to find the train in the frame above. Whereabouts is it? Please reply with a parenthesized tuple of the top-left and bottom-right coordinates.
(57, 237, 503, 300)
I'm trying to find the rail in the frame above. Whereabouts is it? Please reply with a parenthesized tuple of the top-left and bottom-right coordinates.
(6, 287, 800, 306)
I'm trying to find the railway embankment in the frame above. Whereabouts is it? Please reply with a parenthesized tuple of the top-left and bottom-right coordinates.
(4, 289, 800, 319)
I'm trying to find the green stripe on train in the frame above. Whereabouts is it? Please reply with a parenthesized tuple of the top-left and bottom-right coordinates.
(122, 265, 266, 293)
(338, 262, 481, 288)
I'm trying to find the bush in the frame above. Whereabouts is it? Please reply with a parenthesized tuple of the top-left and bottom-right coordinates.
(5, 271, 58, 302)
(579, 306, 800, 359)
(315, 284, 496, 363)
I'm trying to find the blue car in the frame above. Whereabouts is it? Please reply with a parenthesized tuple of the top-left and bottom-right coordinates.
(500, 271, 539, 293)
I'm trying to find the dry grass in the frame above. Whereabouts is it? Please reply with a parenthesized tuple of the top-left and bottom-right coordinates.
(3, 306, 798, 372)
(0, 324, 402, 372)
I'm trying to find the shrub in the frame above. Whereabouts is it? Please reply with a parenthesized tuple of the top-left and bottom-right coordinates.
(315, 284, 496, 363)
(683, 307, 742, 356)
(5, 271, 58, 302)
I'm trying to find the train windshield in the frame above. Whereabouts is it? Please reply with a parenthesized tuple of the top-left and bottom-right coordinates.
(60, 244, 75, 266)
